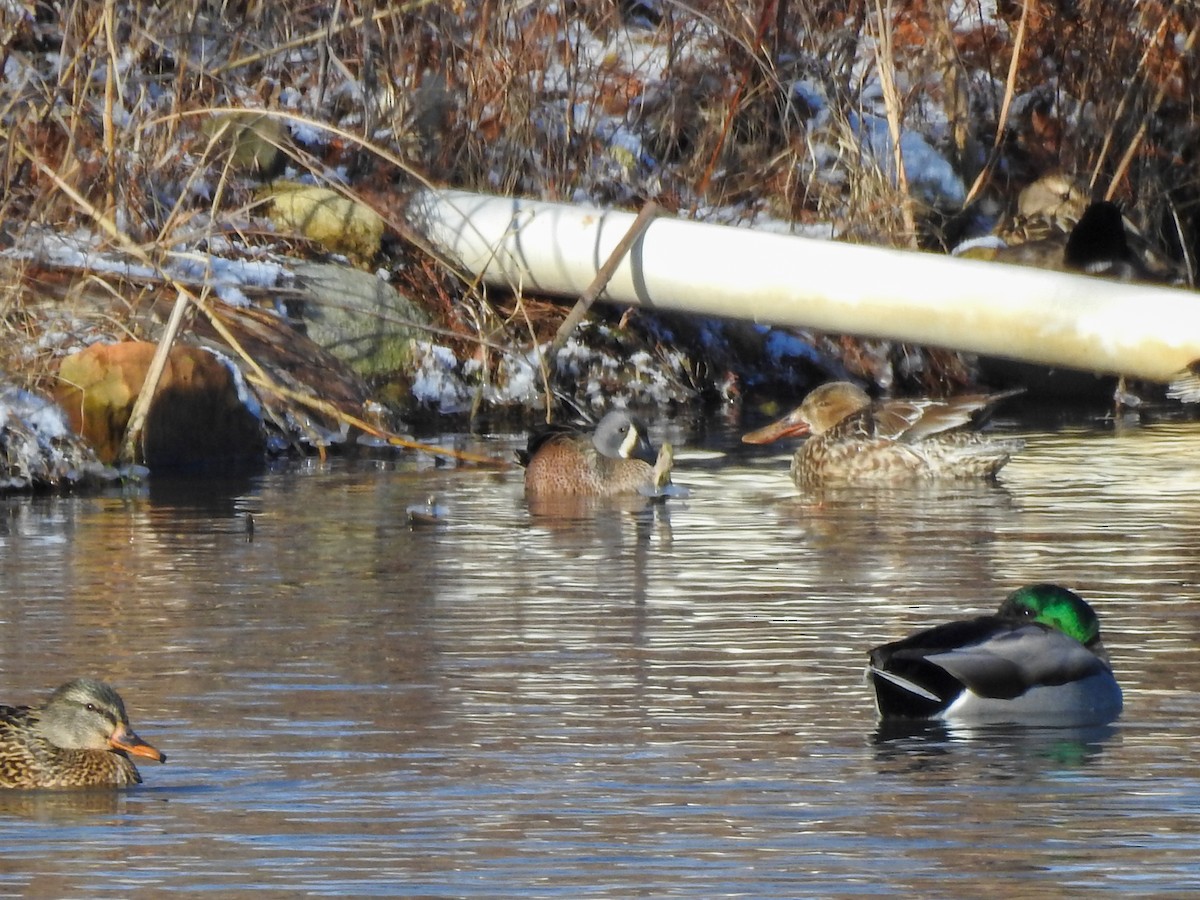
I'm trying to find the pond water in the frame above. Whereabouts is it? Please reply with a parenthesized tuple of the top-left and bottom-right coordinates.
(2, 406, 1200, 896)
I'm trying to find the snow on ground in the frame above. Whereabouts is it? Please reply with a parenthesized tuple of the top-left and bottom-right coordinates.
(0, 386, 118, 492)
(5, 2, 1191, 473)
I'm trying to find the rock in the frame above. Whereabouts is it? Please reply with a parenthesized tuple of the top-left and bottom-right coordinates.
(263, 182, 384, 260)
(200, 111, 287, 178)
(290, 260, 429, 379)
(55, 342, 264, 468)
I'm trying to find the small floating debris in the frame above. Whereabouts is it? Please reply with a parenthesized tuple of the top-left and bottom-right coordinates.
(406, 496, 448, 528)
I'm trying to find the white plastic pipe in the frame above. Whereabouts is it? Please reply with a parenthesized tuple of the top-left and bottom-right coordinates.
(408, 189, 1200, 383)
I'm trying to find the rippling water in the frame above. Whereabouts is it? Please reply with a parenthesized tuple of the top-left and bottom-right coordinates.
(1, 411, 1200, 895)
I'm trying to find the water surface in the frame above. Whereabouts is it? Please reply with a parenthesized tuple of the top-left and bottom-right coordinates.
(1, 412, 1199, 896)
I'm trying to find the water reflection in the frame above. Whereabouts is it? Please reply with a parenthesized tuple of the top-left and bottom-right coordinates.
(1, 419, 1200, 892)
(872, 719, 1121, 770)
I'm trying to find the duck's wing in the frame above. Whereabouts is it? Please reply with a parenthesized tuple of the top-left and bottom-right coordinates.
(0, 703, 36, 731)
(516, 422, 583, 467)
(868, 617, 1013, 716)
(874, 389, 1023, 443)
(0, 704, 44, 788)
(868, 616, 1110, 719)
(922, 624, 1110, 699)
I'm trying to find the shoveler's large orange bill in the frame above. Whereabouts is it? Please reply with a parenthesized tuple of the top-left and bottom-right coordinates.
(109, 724, 166, 763)
(742, 410, 811, 444)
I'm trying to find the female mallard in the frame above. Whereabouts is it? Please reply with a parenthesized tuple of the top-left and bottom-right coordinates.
(0, 678, 165, 789)
(868, 584, 1122, 727)
(520, 409, 670, 497)
(742, 381, 1022, 487)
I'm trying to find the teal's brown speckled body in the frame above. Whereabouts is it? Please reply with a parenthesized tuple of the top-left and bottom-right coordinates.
(521, 410, 664, 497)
(0, 679, 165, 789)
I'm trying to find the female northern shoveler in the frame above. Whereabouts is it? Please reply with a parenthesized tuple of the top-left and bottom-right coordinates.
(867, 584, 1122, 727)
(0, 679, 165, 789)
(521, 409, 671, 497)
(742, 381, 1022, 487)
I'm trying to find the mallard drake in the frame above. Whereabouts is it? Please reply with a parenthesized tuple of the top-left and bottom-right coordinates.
(520, 409, 670, 497)
(868, 584, 1123, 727)
(742, 381, 1022, 487)
(0, 679, 165, 789)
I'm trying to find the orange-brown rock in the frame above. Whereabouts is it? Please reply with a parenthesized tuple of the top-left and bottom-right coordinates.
(54, 342, 263, 468)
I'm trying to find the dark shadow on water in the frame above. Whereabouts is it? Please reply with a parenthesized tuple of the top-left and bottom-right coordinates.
(148, 472, 259, 511)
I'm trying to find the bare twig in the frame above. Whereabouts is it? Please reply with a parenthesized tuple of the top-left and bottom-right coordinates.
(546, 200, 660, 371)
(1104, 18, 1199, 200)
(965, 0, 1031, 206)
(868, 0, 917, 245)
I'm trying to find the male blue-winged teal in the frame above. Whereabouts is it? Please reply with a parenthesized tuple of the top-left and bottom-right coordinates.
(868, 584, 1122, 727)
(742, 381, 1023, 487)
(0, 678, 165, 789)
(520, 409, 670, 497)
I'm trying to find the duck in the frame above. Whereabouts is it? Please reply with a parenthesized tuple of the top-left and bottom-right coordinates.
(957, 174, 1182, 284)
(741, 381, 1023, 487)
(1003, 172, 1091, 245)
(520, 409, 671, 497)
(867, 584, 1123, 727)
(0, 678, 166, 789)
(965, 199, 1163, 281)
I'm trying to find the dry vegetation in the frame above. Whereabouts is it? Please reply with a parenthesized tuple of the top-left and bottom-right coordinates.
(0, 0, 1197, 429)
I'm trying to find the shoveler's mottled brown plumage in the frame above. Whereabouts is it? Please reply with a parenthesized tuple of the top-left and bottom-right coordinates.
(743, 382, 1023, 488)
(520, 410, 666, 497)
(0, 679, 165, 789)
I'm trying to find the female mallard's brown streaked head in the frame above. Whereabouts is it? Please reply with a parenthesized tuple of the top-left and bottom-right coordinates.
(0, 678, 165, 789)
(37, 678, 164, 761)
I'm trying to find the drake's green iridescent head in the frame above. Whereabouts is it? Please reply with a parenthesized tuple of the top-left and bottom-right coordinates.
(998, 583, 1102, 645)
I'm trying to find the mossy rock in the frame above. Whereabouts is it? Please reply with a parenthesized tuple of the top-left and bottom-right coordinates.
(291, 261, 430, 380)
(201, 111, 287, 178)
(263, 182, 384, 260)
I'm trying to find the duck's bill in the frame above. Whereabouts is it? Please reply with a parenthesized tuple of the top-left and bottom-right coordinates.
(109, 724, 167, 763)
(741, 411, 810, 444)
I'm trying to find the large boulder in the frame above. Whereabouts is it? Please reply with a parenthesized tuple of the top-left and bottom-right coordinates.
(55, 342, 264, 468)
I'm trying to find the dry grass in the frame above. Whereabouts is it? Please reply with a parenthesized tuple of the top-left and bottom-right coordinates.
(0, 0, 1196, 411)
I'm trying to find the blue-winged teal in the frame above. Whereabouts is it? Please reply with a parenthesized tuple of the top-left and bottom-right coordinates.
(0, 678, 165, 789)
(521, 409, 668, 497)
(868, 584, 1122, 727)
(742, 381, 1022, 487)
